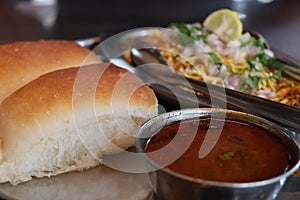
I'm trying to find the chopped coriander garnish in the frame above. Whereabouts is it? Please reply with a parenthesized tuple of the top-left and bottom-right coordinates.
(257, 37, 266, 50)
(241, 37, 256, 47)
(169, 23, 190, 36)
(249, 52, 275, 67)
(170, 23, 202, 41)
(240, 75, 260, 91)
(189, 26, 202, 40)
(238, 67, 250, 77)
(219, 151, 235, 161)
(169, 23, 207, 45)
(260, 69, 282, 80)
(198, 29, 209, 42)
(241, 35, 266, 50)
(247, 59, 256, 71)
(208, 52, 223, 65)
(272, 69, 282, 79)
(189, 65, 194, 69)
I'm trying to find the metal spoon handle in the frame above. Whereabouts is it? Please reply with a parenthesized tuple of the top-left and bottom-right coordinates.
(187, 77, 300, 132)
(133, 63, 300, 133)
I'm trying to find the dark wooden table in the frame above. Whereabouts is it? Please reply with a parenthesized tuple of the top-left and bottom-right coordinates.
(1, 0, 300, 60)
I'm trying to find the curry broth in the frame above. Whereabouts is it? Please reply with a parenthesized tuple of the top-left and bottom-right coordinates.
(146, 117, 290, 183)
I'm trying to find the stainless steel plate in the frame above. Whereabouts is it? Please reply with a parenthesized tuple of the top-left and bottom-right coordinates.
(0, 154, 299, 200)
(0, 156, 151, 200)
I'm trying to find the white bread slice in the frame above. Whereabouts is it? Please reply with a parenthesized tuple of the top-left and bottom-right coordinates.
(0, 40, 100, 103)
(0, 63, 158, 185)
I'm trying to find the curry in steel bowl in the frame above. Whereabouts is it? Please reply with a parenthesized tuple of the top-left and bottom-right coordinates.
(146, 117, 291, 183)
(135, 108, 300, 200)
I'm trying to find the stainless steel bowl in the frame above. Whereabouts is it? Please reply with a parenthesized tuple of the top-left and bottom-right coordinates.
(135, 108, 300, 200)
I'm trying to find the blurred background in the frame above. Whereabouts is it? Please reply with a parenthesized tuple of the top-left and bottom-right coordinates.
(1, 0, 300, 59)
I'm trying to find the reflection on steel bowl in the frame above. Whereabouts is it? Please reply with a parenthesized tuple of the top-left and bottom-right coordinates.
(135, 108, 300, 200)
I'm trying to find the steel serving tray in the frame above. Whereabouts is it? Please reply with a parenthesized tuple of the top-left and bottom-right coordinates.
(0, 33, 299, 200)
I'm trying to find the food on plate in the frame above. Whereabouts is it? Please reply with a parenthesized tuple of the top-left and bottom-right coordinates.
(0, 40, 100, 103)
(131, 9, 300, 107)
(146, 117, 291, 182)
(0, 63, 158, 185)
(203, 8, 242, 42)
(137, 109, 300, 200)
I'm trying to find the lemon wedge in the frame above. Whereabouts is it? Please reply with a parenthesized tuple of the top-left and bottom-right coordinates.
(203, 9, 243, 43)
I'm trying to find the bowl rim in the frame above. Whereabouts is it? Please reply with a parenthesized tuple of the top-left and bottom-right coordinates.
(136, 108, 300, 188)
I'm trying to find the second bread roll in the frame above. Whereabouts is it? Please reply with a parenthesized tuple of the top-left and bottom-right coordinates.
(0, 63, 158, 185)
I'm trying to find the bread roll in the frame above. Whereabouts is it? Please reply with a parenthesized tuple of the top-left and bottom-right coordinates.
(0, 63, 158, 185)
(0, 40, 100, 103)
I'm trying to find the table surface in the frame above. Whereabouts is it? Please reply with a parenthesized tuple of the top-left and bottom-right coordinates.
(1, 0, 300, 60)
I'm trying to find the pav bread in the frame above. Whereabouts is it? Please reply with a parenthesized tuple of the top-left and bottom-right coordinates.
(0, 63, 158, 185)
(0, 40, 100, 103)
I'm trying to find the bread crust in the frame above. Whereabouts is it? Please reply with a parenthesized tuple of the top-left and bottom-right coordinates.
(0, 40, 100, 103)
(0, 63, 157, 185)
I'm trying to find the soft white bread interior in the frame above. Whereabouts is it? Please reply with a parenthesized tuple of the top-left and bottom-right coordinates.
(0, 63, 158, 185)
(0, 40, 100, 103)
